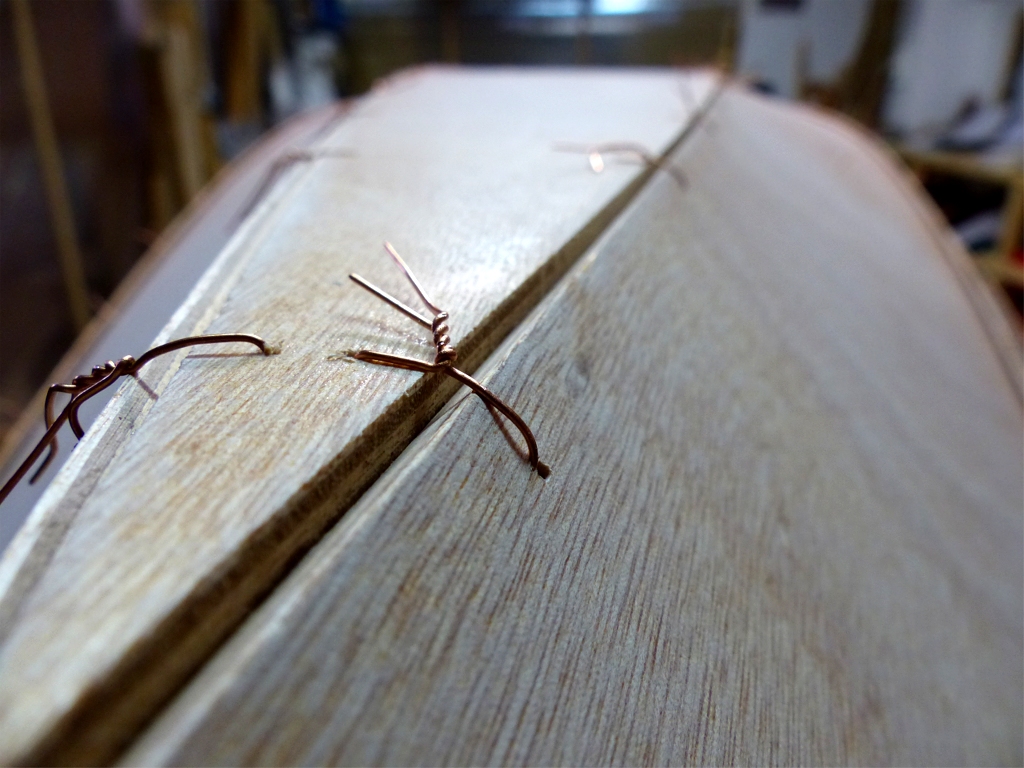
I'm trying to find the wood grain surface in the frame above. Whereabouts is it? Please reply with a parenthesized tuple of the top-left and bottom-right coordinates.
(0, 102, 346, 554)
(126, 86, 1022, 766)
(0, 68, 719, 766)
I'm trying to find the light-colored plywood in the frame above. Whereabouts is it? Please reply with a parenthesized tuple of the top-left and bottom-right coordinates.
(0, 102, 345, 555)
(0, 68, 720, 766)
(127, 86, 1022, 766)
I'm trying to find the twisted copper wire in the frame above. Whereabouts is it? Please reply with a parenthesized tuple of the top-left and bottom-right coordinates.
(553, 141, 686, 188)
(349, 242, 549, 478)
(0, 334, 275, 506)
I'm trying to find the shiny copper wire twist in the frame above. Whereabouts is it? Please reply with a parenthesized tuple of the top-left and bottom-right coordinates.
(348, 243, 550, 478)
(553, 141, 686, 188)
(0, 334, 275, 506)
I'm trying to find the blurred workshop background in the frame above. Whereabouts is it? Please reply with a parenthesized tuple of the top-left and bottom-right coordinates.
(0, 0, 1021, 449)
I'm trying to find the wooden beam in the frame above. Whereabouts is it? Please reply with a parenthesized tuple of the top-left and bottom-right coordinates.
(153, 0, 214, 202)
(896, 145, 1021, 186)
(895, 146, 1024, 292)
(995, 179, 1023, 271)
(11, 0, 91, 331)
(978, 253, 1024, 288)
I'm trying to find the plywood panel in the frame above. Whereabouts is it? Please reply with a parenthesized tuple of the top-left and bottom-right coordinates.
(127, 87, 1022, 766)
(0, 102, 346, 554)
(0, 68, 719, 766)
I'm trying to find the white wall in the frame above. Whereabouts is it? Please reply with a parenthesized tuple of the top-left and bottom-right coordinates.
(736, 0, 874, 98)
(883, 0, 1020, 134)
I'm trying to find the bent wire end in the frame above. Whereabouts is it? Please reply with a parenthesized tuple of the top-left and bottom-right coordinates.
(346, 245, 549, 478)
(0, 333, 274, 507)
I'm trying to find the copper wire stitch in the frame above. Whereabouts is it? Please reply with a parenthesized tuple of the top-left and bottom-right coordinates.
(349, 243, 550, 478)
(553, 141, 686, 188)
(0, 334, 275, 506)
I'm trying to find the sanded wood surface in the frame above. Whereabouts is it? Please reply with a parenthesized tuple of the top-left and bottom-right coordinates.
(0, 102, 345, 553)
(126, 86, 1022, 766)
(0, 68, 719, 766)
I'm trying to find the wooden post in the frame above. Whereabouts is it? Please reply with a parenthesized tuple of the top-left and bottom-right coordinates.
(11, 0, 91, 331)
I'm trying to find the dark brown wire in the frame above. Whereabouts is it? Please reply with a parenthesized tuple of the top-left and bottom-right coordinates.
(349, 243, 550, 478)
(234, 148, 354, 226)
(0, 334, 275, 506)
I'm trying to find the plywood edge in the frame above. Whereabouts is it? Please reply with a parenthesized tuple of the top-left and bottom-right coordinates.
(795, 101, 1023, 402)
